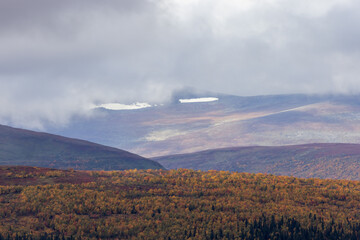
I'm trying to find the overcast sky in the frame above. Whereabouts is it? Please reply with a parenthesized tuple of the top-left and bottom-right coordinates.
(1, 0, 360, 129)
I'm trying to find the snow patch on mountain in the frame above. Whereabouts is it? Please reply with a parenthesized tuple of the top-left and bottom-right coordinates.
(179, 97, 219, 103)
(97, 102, 152, 110)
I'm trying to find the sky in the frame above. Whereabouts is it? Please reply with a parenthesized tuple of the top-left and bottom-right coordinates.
(1, 0, 360, 129)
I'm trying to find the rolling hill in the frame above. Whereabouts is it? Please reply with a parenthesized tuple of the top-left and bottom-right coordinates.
(153, 143, 360, 180)
(0, 124, 164, 170)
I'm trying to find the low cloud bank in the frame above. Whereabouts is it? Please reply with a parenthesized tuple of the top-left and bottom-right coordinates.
(1, 0, 360, 129)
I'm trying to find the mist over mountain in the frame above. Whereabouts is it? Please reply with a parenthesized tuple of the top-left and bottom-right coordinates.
(2, 0, 360, 129)
(2, 0, 360, 176)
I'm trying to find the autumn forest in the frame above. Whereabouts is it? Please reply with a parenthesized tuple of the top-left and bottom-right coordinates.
(0, 167, 359, 239)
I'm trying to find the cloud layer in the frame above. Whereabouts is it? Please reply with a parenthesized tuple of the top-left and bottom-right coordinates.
(1, 0, 360, 128)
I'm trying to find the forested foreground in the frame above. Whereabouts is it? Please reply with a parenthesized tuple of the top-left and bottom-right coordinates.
(0, 167, 360, 239)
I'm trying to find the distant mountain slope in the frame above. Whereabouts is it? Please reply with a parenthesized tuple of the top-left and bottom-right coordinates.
(153, 143, 360, 180)
(0, 124, 164, 170)
(46, 92, 360, 157)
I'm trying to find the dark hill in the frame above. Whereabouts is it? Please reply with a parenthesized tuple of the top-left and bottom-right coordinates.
(153, 143, 360, 180)
(0, 124, 164, 170)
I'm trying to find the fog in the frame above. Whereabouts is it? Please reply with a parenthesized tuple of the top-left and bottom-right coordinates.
(1, 0, 360, 128)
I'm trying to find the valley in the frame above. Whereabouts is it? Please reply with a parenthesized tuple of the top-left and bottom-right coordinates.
(3, 1, 360, 239)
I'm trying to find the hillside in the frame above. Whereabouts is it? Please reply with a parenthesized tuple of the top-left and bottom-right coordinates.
(46, 92, 360, 157)
(154, 143, 360, 180)
(0, 124, 163, 170)
(0, 167, 359, 239)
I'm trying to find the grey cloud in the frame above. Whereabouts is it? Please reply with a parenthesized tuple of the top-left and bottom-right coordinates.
(1, 0, 360, 129)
